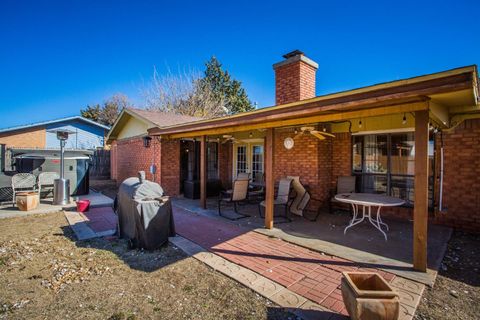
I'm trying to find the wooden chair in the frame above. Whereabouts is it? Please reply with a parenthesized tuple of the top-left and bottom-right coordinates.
(330, 176, 356, 214)
(12, 173, 38, 206)
(38, 172, 59, 199)
(218, 179, 250, 220)
(259, 178, 293, 222)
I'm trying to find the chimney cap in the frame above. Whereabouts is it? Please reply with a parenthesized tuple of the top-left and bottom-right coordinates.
(283, 50, 304, 59)
(273, 50, 318, 70)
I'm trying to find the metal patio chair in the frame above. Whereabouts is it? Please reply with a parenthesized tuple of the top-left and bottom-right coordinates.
(12, 173, 38, 206)
(218, 178, 250, 220)
(259, 177, 293, 223)
(330, 176, 356, 214)
(38, 172, 60, 199)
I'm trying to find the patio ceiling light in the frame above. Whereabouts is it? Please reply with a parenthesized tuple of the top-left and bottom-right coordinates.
(402, 113, 407, 125)
(358, 120, 363, 129)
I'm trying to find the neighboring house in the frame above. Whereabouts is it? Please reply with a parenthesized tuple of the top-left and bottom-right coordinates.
(108, 50, 480, 271)
(0, 116, 110, 150)
(106, 108, 202, 188)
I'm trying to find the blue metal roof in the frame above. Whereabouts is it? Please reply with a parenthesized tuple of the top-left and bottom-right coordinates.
(0, 116, 110, 133)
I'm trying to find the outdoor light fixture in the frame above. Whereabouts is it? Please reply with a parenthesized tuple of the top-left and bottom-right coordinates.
(49, 129, 76, 205)
(322, 126, 326, 132)
(143, 136, 152, 148)
(358, 120, 363, 129)
(402, 113, 407, 125)
(294, 128, 298, 134)
(249, 132, 253, 138)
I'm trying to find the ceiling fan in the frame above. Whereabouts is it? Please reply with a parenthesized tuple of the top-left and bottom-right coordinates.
(221, 135, 245, 144)
(294, 126, 335, 140)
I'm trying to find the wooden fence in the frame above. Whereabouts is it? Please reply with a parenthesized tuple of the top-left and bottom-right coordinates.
(90, 149, 110, 179)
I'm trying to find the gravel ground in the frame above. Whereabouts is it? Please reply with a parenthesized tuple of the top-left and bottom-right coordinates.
(415, 231, 480, 320)
(0, 212, 294, 320)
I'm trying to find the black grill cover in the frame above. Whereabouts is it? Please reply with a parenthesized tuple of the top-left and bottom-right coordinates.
(115, 172, 175, 250)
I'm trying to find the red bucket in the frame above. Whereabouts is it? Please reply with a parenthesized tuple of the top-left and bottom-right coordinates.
(76, 200, 90, 212)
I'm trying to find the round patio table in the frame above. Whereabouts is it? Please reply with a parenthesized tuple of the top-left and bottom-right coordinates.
(334, 193, 405, 241)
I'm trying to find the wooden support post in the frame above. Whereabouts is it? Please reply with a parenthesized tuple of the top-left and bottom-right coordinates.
(265, 128, 274, 229)
(413, 110, 429, 272)
(200, 135, 207, 209)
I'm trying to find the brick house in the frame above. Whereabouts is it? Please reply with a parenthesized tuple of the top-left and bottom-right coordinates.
(107, 108, 201, 195)
(108, 51, 480, 272)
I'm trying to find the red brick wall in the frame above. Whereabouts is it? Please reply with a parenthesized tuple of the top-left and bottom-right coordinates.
(114, 137, 159, 184)
(159, 140, 180, 196)
(433, 118, 480, 232)
(331, 132, 352, 189)
(273, 128, 331, 203)
(112, 137, 180, 196)
(275, 60, 316, 105)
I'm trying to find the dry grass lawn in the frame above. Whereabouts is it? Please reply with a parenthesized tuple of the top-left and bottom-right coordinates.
(0, 212, 293, 320)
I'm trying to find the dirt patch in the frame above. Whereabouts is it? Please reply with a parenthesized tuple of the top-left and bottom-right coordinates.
(415, 231, 480, 320)
(0, 213, 294, 319)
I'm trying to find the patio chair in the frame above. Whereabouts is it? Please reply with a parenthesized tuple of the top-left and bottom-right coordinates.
(38, 172, 60, 199)
(330, 176, 356, 214)
(218, 178, 250, 220)
(287, 176, 323, 221)
(259, 177, 293, 223)
(236, 172, 250, 181)
(12, 173, 38, 206)
(248, 172, 265, 202)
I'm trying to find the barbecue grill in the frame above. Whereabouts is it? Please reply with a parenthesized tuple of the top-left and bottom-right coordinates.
(115, 171, 175, 250)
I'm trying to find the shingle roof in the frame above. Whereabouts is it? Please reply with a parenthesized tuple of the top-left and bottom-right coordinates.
(126, 108, 202, 127)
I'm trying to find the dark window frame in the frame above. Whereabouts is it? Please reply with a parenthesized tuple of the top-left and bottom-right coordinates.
(351, 132, 434, 208)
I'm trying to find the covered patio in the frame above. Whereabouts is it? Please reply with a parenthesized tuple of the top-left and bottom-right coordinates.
(172, 196, 451, 286)
(149, 65, 479, 283)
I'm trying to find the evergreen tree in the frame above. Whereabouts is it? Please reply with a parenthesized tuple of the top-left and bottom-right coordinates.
(200, 56, 254, 115)
(81, 93, 131, 126)
(80, 104, 101, 122)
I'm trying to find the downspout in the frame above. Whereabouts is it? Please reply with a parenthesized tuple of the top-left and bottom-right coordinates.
(439, 131, 444, 212)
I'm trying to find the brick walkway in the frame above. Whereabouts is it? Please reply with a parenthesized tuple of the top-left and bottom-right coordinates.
(174, 206, 396, 315)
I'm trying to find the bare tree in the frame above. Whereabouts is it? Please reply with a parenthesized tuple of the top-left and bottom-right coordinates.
(141, 67, 227, 118)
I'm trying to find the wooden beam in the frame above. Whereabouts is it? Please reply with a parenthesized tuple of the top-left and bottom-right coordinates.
(413, 110, 429, 272)
(148, 70, 474, 137)
(264, 128, 274, 229)
(166, 102, 429, 139)
(200, 135, 207, 209)
(429, 101, 450, 128)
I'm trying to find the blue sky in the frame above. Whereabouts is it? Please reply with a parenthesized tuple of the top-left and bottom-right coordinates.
(1, 0, 479, 128)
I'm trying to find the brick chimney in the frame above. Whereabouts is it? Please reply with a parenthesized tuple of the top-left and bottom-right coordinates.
(273, 50, 318, 105)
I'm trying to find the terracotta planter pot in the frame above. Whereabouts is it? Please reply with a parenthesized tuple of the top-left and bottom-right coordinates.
(16, 192, 40, 211)
(341, 272, 399, 320)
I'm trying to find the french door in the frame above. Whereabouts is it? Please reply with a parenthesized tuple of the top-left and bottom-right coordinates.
(233, 141, 264, 180)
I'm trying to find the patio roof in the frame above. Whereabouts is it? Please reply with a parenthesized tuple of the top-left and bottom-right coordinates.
(148, 65, 479, 138)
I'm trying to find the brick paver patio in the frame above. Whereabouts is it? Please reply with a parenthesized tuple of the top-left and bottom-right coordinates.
(173, 206, 397, 316)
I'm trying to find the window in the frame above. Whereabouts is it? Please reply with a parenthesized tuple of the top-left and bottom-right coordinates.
(207, 142, 218, 179)
(353, 132, 434, 207)
(236, 145, 247, 175)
